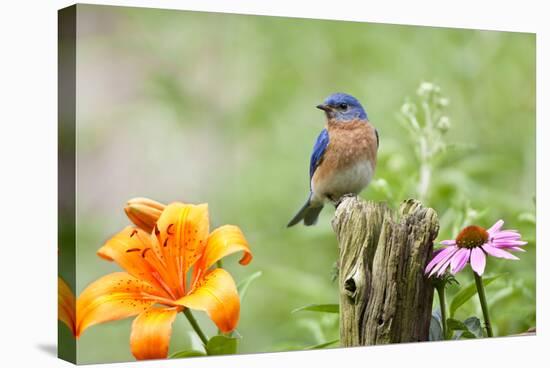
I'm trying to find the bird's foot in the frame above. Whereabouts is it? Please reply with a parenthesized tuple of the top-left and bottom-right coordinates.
(333, 193, 357, 208)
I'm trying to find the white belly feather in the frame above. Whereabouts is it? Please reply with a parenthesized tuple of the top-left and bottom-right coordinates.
(311, 159, 374, 204)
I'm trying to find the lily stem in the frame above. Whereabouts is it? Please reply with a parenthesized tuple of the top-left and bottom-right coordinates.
(473, 272, 493, 337)
(183, 309, 209, 345)
(435, 284, 447, 339)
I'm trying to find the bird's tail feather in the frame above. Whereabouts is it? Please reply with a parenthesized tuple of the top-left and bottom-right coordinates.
(287, 195, 324, 227)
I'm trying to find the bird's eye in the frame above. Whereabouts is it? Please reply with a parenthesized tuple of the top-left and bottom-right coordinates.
(339, 103, 348, 110)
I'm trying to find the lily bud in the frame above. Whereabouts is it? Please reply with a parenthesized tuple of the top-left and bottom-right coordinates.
(124, 197, 166, 233)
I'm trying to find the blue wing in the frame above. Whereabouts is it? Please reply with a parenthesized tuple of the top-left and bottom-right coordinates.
(309, 129, 329, 180)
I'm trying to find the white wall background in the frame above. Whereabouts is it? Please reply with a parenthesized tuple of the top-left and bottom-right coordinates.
(0, 0, 547, 367)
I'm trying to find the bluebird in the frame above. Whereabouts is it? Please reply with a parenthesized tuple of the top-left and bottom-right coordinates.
(287, 93, 379, 227)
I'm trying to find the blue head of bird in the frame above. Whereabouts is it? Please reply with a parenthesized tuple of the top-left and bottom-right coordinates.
(316, 93, 367, 121)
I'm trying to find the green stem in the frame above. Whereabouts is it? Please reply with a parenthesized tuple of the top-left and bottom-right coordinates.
(436, 285, 447, 339)
(183, 309, 209, 345)
(473, 272, 493, 337)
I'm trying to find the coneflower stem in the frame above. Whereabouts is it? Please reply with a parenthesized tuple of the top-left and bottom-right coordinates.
(183, 309, 209, 345)
(473, 272, 493, 337)
(435, 284, 447, 339)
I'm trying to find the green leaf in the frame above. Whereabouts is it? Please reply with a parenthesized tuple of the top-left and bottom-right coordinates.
(206, 335, 239, 356)
(446, 317, 467, 330)
(445, 318, 463, 339)
(305, 339, 340, 349)
(291, 304, 339, 314)
(449, 274, 504, 317)
(237, 271, 262, 302)
(464, 316, 483, 338)
(446, 317, 479, 339)
(446, 318, 471, 339)
(169, 350, 206, 359)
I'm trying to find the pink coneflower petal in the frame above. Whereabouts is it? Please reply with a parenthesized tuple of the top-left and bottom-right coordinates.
(425, 246, 457, 275)
(437, 256, 454, 277)
(440, 240, 456, 246)
(470, 247, 486, 276)
(430, 248, 459, 277)
(493, 231, 521, 240)
(507, 246, 527, 252)
(482, 244, 519, 260)
(493, 240, 528, 248)
(450, 248, 470, 274)
(426, 219, 526, 278)
(487, 220, 504, 235)
(431, 248, 444, 257)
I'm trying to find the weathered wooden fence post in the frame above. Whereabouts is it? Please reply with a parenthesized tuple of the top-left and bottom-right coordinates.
(332, 197, 439, 346)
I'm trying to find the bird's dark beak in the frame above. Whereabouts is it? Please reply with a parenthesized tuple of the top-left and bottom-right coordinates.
(316, 104, 331, 112)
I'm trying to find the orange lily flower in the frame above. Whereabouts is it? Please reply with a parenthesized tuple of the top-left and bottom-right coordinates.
(58, 276, 76, 336)
(76, 201, 252, 360)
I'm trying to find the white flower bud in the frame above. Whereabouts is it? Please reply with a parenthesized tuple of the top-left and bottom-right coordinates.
(437, 116, 451, 132)
(437, 97, 449, 107)
(400, 101, 417, 116)
(417, 82, 434, 96)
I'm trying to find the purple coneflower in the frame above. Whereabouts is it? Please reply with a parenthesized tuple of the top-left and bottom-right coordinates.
(425, 220, 527, 277)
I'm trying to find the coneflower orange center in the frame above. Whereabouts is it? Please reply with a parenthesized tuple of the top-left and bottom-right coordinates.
(455, 225, 489, 249)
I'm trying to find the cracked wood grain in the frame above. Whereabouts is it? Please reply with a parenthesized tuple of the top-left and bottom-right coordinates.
(332, 197, 439, 346)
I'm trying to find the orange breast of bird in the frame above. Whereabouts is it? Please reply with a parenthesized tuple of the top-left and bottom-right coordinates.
(322, 118, 377, 172)
(311, 119, 378, 199)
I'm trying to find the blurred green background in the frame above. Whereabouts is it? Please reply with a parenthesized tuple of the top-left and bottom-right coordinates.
(58, 4, 535, 363)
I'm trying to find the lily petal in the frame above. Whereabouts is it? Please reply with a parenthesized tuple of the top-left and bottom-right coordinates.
(97, 226, 173, 298)
(76, 272, 164, 337)
(58, 277, 76, 336)
(175, 268, 239, 333)
(156, 202, 210, 291)
(201, 225, 252, 270)
(130, 307, 178, 360)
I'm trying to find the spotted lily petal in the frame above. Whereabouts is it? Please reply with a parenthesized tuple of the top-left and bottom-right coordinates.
(130, 307, 179, 360)
(98, 226, 174, 298)
(175, 268, 239, 333)
(76, 272, 165, 337)
(155, 202, 209, 293)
